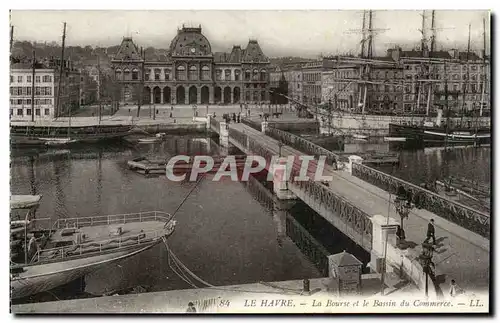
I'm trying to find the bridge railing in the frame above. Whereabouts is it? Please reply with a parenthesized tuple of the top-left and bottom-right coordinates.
(210, 117, 220, 133)
(352, 163, 490, 239)
(264, 126, 344, 165)
(241, 118, 262, 132)
(288, 168, 373, 251)
(228, 128, 248, 148)
(243, 131, 373, 250)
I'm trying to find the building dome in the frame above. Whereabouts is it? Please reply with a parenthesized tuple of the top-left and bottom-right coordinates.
(169, 26, 212, 56)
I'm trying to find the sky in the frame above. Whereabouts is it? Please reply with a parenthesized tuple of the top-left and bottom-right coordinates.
(10, 10, 490, 58)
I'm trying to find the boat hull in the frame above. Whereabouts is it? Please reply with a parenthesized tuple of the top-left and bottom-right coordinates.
(11, 241, 160, 300)
(388, 123, 490, 146)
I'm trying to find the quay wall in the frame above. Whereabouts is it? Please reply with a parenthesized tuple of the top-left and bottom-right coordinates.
(131, 122, 207, 135)
(318, 113, 491, 137)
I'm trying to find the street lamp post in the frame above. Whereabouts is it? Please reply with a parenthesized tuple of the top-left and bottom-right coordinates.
(278, 141, 283, 157)
(394, 191, 413, 243)
(418, 242, 434, 298)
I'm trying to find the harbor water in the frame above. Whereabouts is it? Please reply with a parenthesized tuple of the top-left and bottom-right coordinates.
(10, 135, 490, 303)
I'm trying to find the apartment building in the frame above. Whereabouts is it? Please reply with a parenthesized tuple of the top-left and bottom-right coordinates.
(10, 60, 80, 120)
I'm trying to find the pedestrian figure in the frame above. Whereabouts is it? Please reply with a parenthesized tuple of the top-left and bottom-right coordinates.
(450, 280, 458, 297)
(237, 114, 240, 123)
(232, 113, 236, 122)
(169, 112, 172, 118)
(425, 219, 436, 245)
(156, 109, 159, 115)
(186, 302, 197, 313)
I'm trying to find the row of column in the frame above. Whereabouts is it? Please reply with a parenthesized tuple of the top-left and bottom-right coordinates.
(145, 86, 242, 105)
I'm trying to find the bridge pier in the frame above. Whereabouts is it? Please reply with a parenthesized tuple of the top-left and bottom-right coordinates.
(206, 113, 212, 130)
(261, 121, 269, 133)
(273, 200, 295, 246)
(272, 157, 297, 200)
(369, 214, 399, 274)
(345, 155, 363, 174)
(219, 121, 229, 148)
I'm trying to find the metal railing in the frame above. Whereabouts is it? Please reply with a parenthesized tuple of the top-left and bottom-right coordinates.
(241, 118, 262, 132)
(265, 126, 344, 164)
(31, 227, 165, 264)
(32, 211, 172, 232)
(352, 163, 490, 238)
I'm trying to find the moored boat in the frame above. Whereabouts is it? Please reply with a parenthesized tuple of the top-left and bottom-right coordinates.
(389, 122, 490, 146)
(10, 196, 177, 300)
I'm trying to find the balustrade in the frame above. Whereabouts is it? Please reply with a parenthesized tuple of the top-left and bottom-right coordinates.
(228, 128, 248, 148)
(352, 163, 490, 239)
(264, 127, 341, 166)
(210, 117, 220, 132)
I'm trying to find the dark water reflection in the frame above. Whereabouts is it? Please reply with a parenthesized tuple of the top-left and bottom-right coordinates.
(11, 136, 366, 304)
(313, 136, 491, 188)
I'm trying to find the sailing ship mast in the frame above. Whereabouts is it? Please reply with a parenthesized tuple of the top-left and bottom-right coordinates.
(56, 22, 67, 127)
(97, 54, 102, 124)
(10, 25, 14, 54)
(31, 49, 36, 124)
(479, 17, 487, 117)
(460, 24, 471, 126)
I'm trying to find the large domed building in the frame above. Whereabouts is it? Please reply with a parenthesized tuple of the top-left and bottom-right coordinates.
(111, 25, 270, 105)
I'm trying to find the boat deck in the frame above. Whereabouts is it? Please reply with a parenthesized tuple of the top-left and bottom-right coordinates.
(48, 221, 165, 247)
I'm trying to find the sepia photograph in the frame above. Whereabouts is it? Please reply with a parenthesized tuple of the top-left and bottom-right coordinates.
(7, 6, 491, 315)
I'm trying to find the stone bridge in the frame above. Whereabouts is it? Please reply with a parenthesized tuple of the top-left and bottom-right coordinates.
(207, 114, 490, 296)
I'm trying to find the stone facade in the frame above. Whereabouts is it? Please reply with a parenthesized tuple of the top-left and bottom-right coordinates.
(111, 26, 270, 106)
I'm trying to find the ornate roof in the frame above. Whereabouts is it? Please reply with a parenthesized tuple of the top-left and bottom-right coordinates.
(113, 37, 142, 61)
(228, 46, 243, 63)
(169, 26, 212, 56)
(241, 40, 269, 63)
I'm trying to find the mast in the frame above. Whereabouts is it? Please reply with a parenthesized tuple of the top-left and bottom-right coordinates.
(479, 17, 487, 117)
(97, 54, 102, 124)
(361, 11, 367, 58)
(430, 10, 436, 53)
(136, 46, 143, 118)
(420, 10, 426, 56)
(10, 25, 14, 53)
(367, 10, 373, 59)
(56, 22, 66, 120)
(460, 24, 471, 126)
(31, 49, 36, 123)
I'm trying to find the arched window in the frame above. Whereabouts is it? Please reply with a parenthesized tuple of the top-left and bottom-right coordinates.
(216, 69, 222, 81)
(234, 70, 241, 81)
(165, 69, 171, 80)
(123, 68, 130, 80)
(132, 68, 139, 80)
(115, 69, 122, 80)
(225, 69, 231, 81)
(176, 65, 186, 81)
(260, 69, 267, 81)
(189, 65, 198, 81)
(253, 69, 259, 81)
(245, 70, 251, 81)
(201, 66, 210, 80)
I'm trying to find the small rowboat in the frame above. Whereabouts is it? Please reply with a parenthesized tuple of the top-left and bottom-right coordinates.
(384, 137, 407, 142)
(138, 138, 161, 144)
(352, 134, 368, 140)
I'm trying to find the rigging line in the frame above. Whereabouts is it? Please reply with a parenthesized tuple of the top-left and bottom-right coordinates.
(163, 240, 304, 295)
(169, 173, 206, 221)
(163, 239, 214, 288)
(167, 247, 196, 287)
(167, 246, 197, 288)
(168, 247, 199, 288)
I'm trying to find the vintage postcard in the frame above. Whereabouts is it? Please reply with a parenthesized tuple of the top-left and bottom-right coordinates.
(8, 9, 491, 314)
